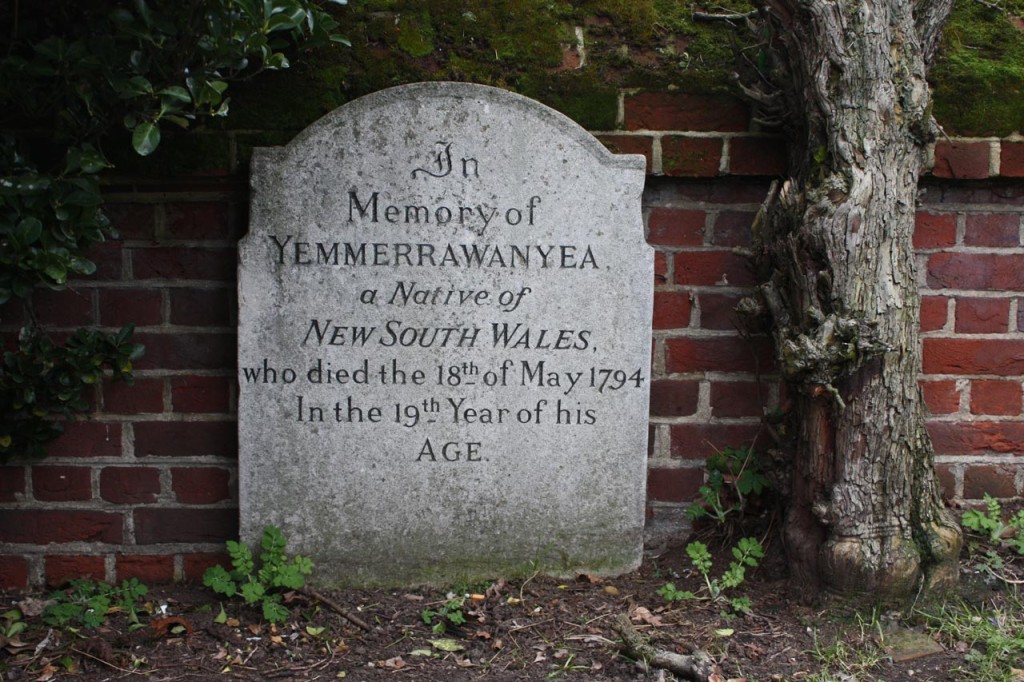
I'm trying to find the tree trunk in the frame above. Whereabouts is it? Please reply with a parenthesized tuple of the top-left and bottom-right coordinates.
(748, 0, 962, 597)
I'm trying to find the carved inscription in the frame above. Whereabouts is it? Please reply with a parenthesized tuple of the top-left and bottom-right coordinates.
(242, 144, 644, 462)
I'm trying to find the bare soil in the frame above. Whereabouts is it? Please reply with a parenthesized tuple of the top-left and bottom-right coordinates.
(0, 530, 1014, 681)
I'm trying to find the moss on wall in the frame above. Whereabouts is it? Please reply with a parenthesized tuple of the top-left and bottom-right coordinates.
(931, 0, 1024, 136)
(222, 0, 755, 135)
(132, 0, 1022, 178)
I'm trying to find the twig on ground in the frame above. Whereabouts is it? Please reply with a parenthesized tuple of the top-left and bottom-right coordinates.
(301, 588, 373, 632)
(611, 614, 720, 682)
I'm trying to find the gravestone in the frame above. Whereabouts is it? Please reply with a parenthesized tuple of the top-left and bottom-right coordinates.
(239, 82, 652, 586)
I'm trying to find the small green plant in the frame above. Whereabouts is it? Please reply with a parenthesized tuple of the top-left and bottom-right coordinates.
(420, 594, 467, 635)
(43, 578, 148, 630)
(0, 608, 27, 642)
(657, 537, 763, 614)
(203, 526, 313, 624)
(962, 494, 1024, 554)
(687, 445, 771, 524)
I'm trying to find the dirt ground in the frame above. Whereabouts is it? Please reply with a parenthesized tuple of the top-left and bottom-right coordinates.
(0, 528, 1017, 682)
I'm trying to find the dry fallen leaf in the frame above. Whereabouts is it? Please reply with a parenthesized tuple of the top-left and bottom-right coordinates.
(629, 606, 663, 626)
(17, 597, 54, 618)
(150, 616, 194, 638)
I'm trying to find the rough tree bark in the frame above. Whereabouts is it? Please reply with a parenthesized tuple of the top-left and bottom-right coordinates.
(743, 0, 963, 597)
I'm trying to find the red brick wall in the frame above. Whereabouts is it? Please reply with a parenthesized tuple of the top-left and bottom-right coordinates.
(1, 91, 1022, 587)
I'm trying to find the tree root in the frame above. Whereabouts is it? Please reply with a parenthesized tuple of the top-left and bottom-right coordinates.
(611, 614, 721, 681)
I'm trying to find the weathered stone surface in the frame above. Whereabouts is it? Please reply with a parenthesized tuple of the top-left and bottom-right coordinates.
(239, 82, 651, 586)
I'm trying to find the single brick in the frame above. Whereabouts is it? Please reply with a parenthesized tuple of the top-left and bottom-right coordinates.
(45, 555, 107, 587)
(105, 203, 155, 239)
(134, 508, 238, 544)
(661, 136, 722, 177)
(103, 378, 164, 414)
(928, 421, 1024, 454)
(49, 422, 122, 458)
(131, 246, 235, 281)
(728, 136, 787, 176)
(649, 380, 700, 417)
(116, 555, 175, 583)
(99, 467, 161, 504)
(919, 296, 949, 332)
(89, 241, 126, 281)
(647, 207, 705, 247)
(133, 332, 235, 371)
(913, 212, 957, 249)
(963, 464, 1019, 499)
(171, 467, 232, 504)
(647, 467, 703, 502)
(935, 464, 957, 500)
(970, 379, 1022, 416)
(32, 466, 92, 502)
(933, 141, 992, 179)
(164, 201, 233, 240)
(183, 552, 231, 582)
(666, 336, 774, 374)
(597, 135, 653, 173)
(0, 466, 26, 502)
(134, 421, 237, 458)
(955, 297, 1010, 334)
(964, 213, 1019, 247)
(1001, 141, 1024, 177)
(32, 288, 94, 327)
(98, 288, 163, 327)
(927, 253, 1024, 291)
(624, 92, 748, 132)
(653, 291, 692, 329)
(923, 338, 1024, 375)
(169, 288, 234, 327)
(711, 211, 754, 247)
(0, 556, 29, 589)
(698, 292, 745, 330)
(171, 376, 231, 414)
(0, 510, 123, 544)
(654, 252, 668, 284)
(674, 251, 754, 287)
(710, 381, 767, 418)
(920, 380, 960, 414)
(668, 423, 766, 459)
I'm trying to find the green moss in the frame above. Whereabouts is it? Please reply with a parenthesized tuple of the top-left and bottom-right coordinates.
(396, 11, 436, 57)
(931, 0, 1024, 135)
(518, 71, 619, 130)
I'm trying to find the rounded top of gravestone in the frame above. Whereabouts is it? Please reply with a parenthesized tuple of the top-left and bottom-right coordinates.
(278, 81, 644, 171)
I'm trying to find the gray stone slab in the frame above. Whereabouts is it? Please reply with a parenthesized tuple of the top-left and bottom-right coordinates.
(239, 82, 651, 586)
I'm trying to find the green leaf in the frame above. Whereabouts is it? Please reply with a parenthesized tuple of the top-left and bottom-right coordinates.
(14, 217, 42, 246)
(132, 122, 161, 156)
(429, 638, 464, 652)
(157, 86, 192, 104)
(44, 263, 68, 284)
(262, 599, 288, 623)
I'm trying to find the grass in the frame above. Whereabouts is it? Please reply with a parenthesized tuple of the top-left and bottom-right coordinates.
(917, 588, 1024, 681)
